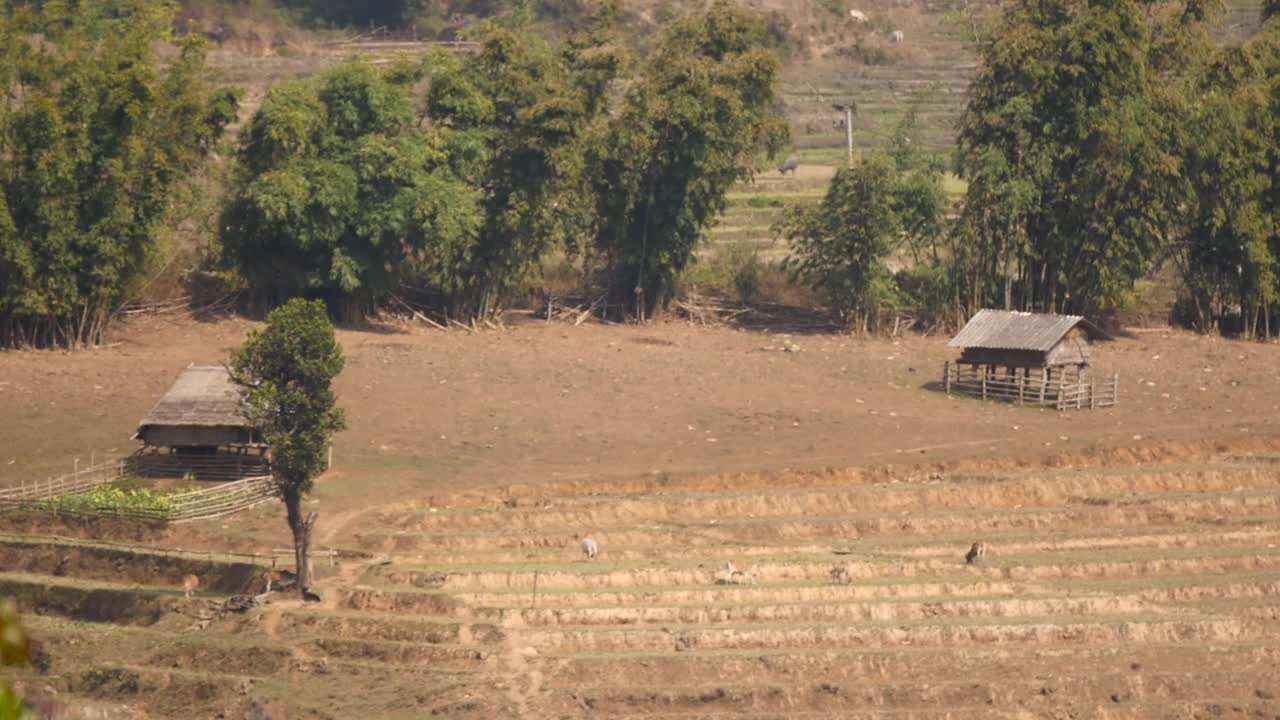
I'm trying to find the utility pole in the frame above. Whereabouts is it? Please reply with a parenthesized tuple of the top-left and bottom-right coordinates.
(832, 102, 857, 167)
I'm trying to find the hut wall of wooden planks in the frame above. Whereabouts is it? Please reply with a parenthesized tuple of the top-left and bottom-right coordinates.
(943, 361, 1118, 410)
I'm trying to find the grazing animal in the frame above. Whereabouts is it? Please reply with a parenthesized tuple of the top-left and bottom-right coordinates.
(723, 560, 757, 585)
(181, 574, 199, 599)
(848, 9, 869, 22)
(890, 30, 905, 43)
(830, 563, 852, 584)
(581, 537, 598, 561)
(777, 155, 801, 175)
(965, 542, 987, 565)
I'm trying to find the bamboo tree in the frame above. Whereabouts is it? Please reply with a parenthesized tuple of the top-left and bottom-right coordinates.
(0, 1, 235, 348)
(591, 1, 788, 317)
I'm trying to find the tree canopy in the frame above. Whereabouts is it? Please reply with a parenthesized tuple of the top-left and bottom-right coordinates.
(0, 0, 236, 348)
(590, 0, 788, 317)
(421, 18, 623, 317)
(954, 0, 1191, 315)
(777, 111, 946, 332)
(220, 61, 480, 318)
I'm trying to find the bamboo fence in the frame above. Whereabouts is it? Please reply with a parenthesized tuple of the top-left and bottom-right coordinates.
(943, 361, 1118, 410)
(0, 459, 278, 524)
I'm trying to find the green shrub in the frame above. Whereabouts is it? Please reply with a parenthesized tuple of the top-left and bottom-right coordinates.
(747, 194, 784, 209)
(725, 243, 763, 303)
(678, 241, 764, 304)
(30, 482, 193, 517)
(893, 264, 954, 327)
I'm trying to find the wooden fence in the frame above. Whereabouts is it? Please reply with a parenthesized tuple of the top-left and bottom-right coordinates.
(0, 459, 127, 506)
(167, 475, 277, 523)
(0, 459, 277, 524)
(943, 361, 1118, 410)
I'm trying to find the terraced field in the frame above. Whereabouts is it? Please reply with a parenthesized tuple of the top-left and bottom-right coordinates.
(5, 444, 1280, 718)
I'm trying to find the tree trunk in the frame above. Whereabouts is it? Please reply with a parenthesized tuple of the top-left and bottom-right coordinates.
(286, 495, 318, 594)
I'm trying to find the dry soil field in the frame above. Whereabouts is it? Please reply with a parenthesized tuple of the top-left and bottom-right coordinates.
(2, 315, 1280, 719)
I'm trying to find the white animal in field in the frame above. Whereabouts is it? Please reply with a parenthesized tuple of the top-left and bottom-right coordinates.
(965, 541, 987, 565)
(830, 563, 853, 584)
(722, 560, 757, 585)
(849, 9, 869, 22)
(890, 30, 905, 43)
(581, 537, 598, 561)
(181, 574, 199, 599)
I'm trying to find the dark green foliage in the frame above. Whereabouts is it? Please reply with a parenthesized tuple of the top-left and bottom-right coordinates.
(954, 0, 1187, 315)
(1174, 29, 1280, 335)
(0, 1, 235, 348)
(220, 62, 480, 316)
(422, 22, 621, 317)
(778, 158, 900, 331)
(777, 110, 946, 331)
(592, 1, 788, 317)
(1265, 0, 1280, 22)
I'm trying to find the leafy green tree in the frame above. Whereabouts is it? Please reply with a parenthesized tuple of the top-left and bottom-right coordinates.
(886, 106, 948, 267)
(0, 1, 235, 348)
(230, 299, 345, 595)
(777, 108, 946, 332)
(221, 61, 479, 318)
(591, 1, 788, 318)
(778, 157, 899, 333)
(954, 0, 1195, 315)
(422, 18, 623, 318)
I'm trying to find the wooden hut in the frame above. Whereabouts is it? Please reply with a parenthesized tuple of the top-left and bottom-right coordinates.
(943, 310, 1116, 408)
(131, 365, 266, 479)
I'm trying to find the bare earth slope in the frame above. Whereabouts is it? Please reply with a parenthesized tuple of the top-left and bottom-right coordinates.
(5, 438, 1280, 718)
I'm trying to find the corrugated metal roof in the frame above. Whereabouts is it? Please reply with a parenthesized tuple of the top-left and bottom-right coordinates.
(136, 365, 250, 429)
(948, 309, 1102, 352)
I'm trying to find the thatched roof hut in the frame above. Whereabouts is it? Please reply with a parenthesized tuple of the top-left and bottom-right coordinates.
(134, 365, 260, 449)
(948, 310, 1108, 369)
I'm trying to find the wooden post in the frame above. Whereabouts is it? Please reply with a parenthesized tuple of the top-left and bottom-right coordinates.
(981, 365, 988, 400)
(1113, 373, 1119, 406)
(531, 570, 540, 609)
(1039, 368, 1048, 405)
(327, 445, 333, 470)
(1090, 380, 1096, 409)
(944, 361, 951, 395)
(1017, 368, 1025, 405)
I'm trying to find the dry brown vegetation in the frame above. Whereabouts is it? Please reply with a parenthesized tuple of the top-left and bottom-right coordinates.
(2, 313, 1280, 717)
